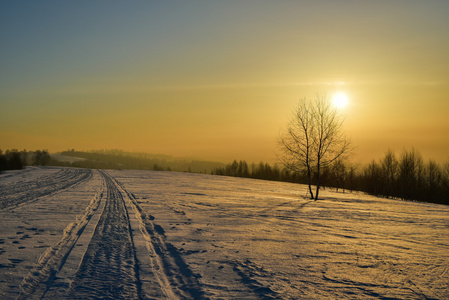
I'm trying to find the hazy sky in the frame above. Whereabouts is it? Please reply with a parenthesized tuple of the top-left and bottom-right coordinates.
(1, 1, 448, 163)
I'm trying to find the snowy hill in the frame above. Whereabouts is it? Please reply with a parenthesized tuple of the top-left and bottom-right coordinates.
(1, 167, 448, 299)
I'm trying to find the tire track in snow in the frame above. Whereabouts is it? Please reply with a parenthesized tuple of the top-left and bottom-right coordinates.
(66, 170, 141, 299)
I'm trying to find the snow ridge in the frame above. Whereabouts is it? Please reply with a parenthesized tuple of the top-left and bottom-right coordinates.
(232, 259, 278, 299)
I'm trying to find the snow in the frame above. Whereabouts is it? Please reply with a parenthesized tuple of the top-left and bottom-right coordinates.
(1, 167, 448, 299)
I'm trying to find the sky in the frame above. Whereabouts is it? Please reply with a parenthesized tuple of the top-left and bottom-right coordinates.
(1, 1, 448, 164)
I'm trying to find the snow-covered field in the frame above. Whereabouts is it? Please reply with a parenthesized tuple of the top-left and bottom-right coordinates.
(1, 167, 448, 299)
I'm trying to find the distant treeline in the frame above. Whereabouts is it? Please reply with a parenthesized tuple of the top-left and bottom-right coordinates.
(58, 149, 225, 173)
(212, 149, 449, 206)
(211, 160, 353, 188)
(356, 149, 448, 205)
(0, 149, 51, 171)
(212, 160, 302, 182)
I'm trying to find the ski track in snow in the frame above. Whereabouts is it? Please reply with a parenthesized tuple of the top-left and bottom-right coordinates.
(0, 167, 92, 210)
(112, 173, 205, 299)
(16, 170, 106, 299)
(1, 167, 448, 299)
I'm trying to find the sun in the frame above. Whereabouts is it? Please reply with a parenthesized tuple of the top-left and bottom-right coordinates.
(332, 92, 348, 109)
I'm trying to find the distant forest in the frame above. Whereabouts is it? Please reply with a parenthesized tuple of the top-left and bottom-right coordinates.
(0, 149, 225, 174)
(1, 148, 447, 206)
(57, 149, 225, 174)
(0, 149, 51, 171)
(212, 149, 449, 206)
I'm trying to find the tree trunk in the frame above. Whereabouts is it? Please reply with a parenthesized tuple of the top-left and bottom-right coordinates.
(315, 163, 320, 201)
(307, 165, 314, 199)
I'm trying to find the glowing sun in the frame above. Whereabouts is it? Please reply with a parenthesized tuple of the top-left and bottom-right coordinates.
(332, 92, 348, 109)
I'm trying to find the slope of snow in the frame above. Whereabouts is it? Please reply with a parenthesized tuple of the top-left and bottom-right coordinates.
(0, 167, 448, 299)
(108, 169, 449, 299)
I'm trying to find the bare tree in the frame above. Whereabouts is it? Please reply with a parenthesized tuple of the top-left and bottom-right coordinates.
(278, 95, 351, 200)
(380, 149, 398, 198)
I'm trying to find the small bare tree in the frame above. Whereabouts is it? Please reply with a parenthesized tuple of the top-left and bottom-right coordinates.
(278, 95, 351, 200)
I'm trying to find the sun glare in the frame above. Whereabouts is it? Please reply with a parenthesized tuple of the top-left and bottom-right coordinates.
(332, 92, 348, 109)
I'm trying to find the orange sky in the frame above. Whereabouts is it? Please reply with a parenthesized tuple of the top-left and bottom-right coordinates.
(1, 1, 448, 163)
